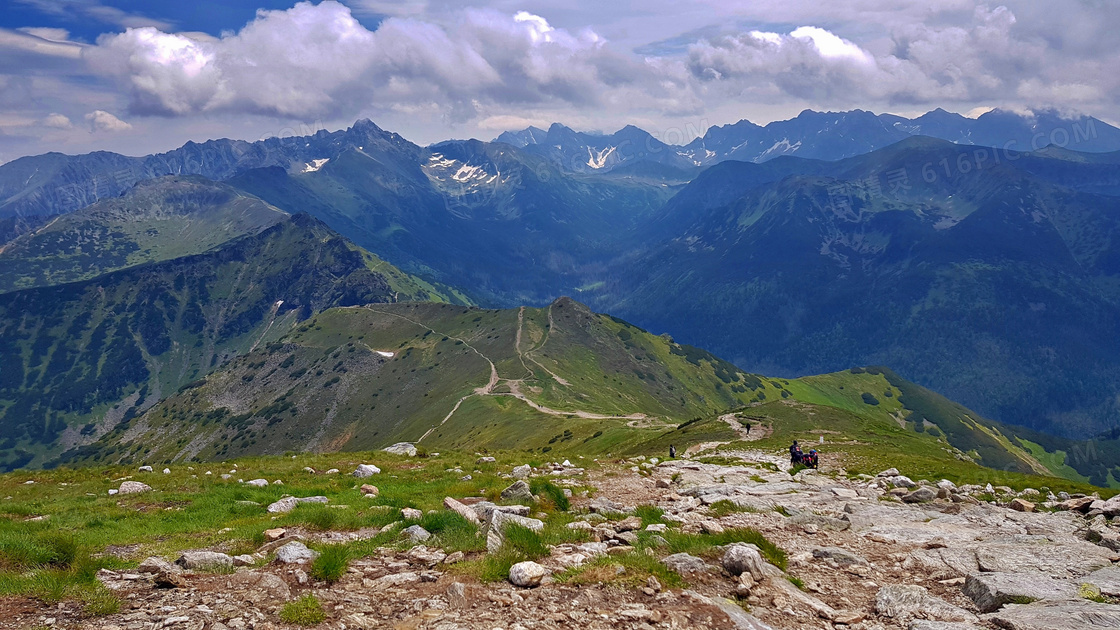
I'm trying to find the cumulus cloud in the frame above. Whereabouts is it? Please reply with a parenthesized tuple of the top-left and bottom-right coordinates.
(83, 1, 695, 122)
(42, 113, 73, 129)
(85, 109, 132, 132)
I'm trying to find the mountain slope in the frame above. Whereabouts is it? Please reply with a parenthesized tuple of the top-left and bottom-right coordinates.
(0, 214, 467, 470)
(0, 176, 288, 293)
(603, 137, 1120, 441)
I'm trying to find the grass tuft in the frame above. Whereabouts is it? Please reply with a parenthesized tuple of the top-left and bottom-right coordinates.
(310, 545, 350, 584)
(279, 594, 326, 626)
(529, 479, 570, 511)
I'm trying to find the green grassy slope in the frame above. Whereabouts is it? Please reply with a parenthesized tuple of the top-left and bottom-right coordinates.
(56, 299, 1117, 492)
(0, 176, 289, 293)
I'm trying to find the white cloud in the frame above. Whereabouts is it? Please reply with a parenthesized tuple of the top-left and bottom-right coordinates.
(84, 1, 693, 122)
(42, 113, 73, 128)
(84, 109, 132, 132)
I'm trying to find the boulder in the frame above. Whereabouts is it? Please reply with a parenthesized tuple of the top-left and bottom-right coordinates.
(984, 600, 1120, 630)
(500, 480, 533, 501)
(615, 516, 642, 532)
(246, 479, 268, 487)
(1009, 498, 1035, 512)
(402, 508, 423, 520)
(962, 572, 1081, 612)
(721, 543, 767, 580)
(383, 443, 418, 456)
(486, 511, 544, 552)
(360, 484, 379, 496)
(471, 502, 531, 521)
(660, 553, 709, 574)
(831, 488, 859, 499)
(903, 487, 939, 503)
(138, 466, 153, 473)
(875, 585, 978, 623)
(274, 542, 319, 564)
(263, 528, 286, 542)
(1059, 496, 1096, 512)
(402, 525, 431, 543)
(974, 542, 1112, 577)
(890, 475, 918, 488)
(176, 551, 233, 571)
(1098, 495, 1120, 517)
(232, 555, 255, 567)
(476, 456, 496, 463)
(353, 464, 381, 478)
(508, 561, 548, 587)
(137, 557, 178, 575)
(266, 496, 329, 514)
(512, 465, 532, 479)
(118, 481, 152, 495)
(443, 497, 481, 525)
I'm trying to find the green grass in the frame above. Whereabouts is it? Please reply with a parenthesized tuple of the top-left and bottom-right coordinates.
(556, 550, 684, 589)
(651, 528, 787, 571)
(279, 594, 325, 626)
(530, 479, 570, 511)
(708, 499, 759, 517)
(310, 544, 350, 583)
(634, 505, 666, 527)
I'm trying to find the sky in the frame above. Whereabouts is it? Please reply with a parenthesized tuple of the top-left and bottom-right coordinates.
(0, 0, 1117, 161)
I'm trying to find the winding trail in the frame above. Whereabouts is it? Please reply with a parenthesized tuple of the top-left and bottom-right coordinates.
(361, 305, 655, 442)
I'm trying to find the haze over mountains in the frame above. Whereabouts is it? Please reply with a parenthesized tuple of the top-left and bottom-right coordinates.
(2, 107, 1120, 481)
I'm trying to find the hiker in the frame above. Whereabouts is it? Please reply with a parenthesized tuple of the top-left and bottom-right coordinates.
(789, 440, 802, 464)
(669, 444, 676, 458)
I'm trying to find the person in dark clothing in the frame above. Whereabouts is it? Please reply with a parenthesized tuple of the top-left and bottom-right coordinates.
(669, 445, 676, 459)
(789, 440, 802, 464)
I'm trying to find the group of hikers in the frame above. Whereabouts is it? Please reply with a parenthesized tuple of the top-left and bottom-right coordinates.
(667, 440, 819, 469)
(789, 440, 819, 468)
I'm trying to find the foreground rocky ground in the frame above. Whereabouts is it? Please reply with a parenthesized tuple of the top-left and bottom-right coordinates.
(9, 449, 1120, 630)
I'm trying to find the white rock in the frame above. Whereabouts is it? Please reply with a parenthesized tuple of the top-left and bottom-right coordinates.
(246, 479, 269, 487)
(326, 469, 339, 474)
(383, 443, 418, 457)
(118, 481, 151, 495)
(266, 496, 329, 513)
(162, 468, 171, 474)
(138, 466, 153, 473)
(509, 561, 548, 587)
(512, 465, 532, 479)
(274, 542, 319, 564)
(353, 464, 381, 478)
(107, 489, 119, 496)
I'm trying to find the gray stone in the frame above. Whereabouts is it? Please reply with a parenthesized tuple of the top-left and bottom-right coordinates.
(812, 547, 868, 566)
(137, 557, 178, 574)
(118, 481, 151, 495)
(903, 487, 939, 503)
(352, 464, 381, 478)
(890, 475, 918, 488)
(232, 554, 255, 567)
(589, 496, 633, 516)
(443, 496, 481, 525)
(401, 507, 423, 520)
(974, 542, 1112, 577)
(471, 501, 530, 521)
(499, 480, 533, 501)
(402, 525, 431, 543)
(486, 510, 544, 552)
(830, 487, 859, 499)
(875, 585, 978, 623)
(274, 542, 319, 564)
(787, 510, 850, 531)
(878, 468, 900, 477)
(722, 543, 767, 580)
(383, 442, 418, 456)
(661, 553, 710, 574)
(1086, 566, 1120, 597)
(266, 495, 328, 513)
(138, 466, 153, 473)
(245, 479, 268, 487)
(908, 623, 982, 630)
(962, 572, 1081, 612)
(508, 561, 548, 587)
(512, 465, 532, 479)
(984, 600, 1120, 630)
(176, 551, 233, 571)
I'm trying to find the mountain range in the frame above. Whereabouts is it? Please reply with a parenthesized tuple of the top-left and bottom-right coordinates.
(1, 107, 1119, 482)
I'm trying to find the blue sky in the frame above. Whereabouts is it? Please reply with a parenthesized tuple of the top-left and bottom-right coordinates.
(0, 0, 1116, 161)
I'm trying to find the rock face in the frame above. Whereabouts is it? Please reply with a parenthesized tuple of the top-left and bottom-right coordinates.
(812, 547, 868, 567)
(353, 464, 381, 478)
(486, 511, 544, 552)
(1087, 566, 1120, 597)
(984, 600, 1120, 629)
(508, 561, 548, 587)
(383, 443, 418, 456)
(176, 551, 233, 571)
(962, 572, 1081, 612)
(875, 585, 978, 623)
(500, 480, 533, 501)
(266, 495, 329, 513)
(273, 542, 319, 564)
(118, 481, 152, 495)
